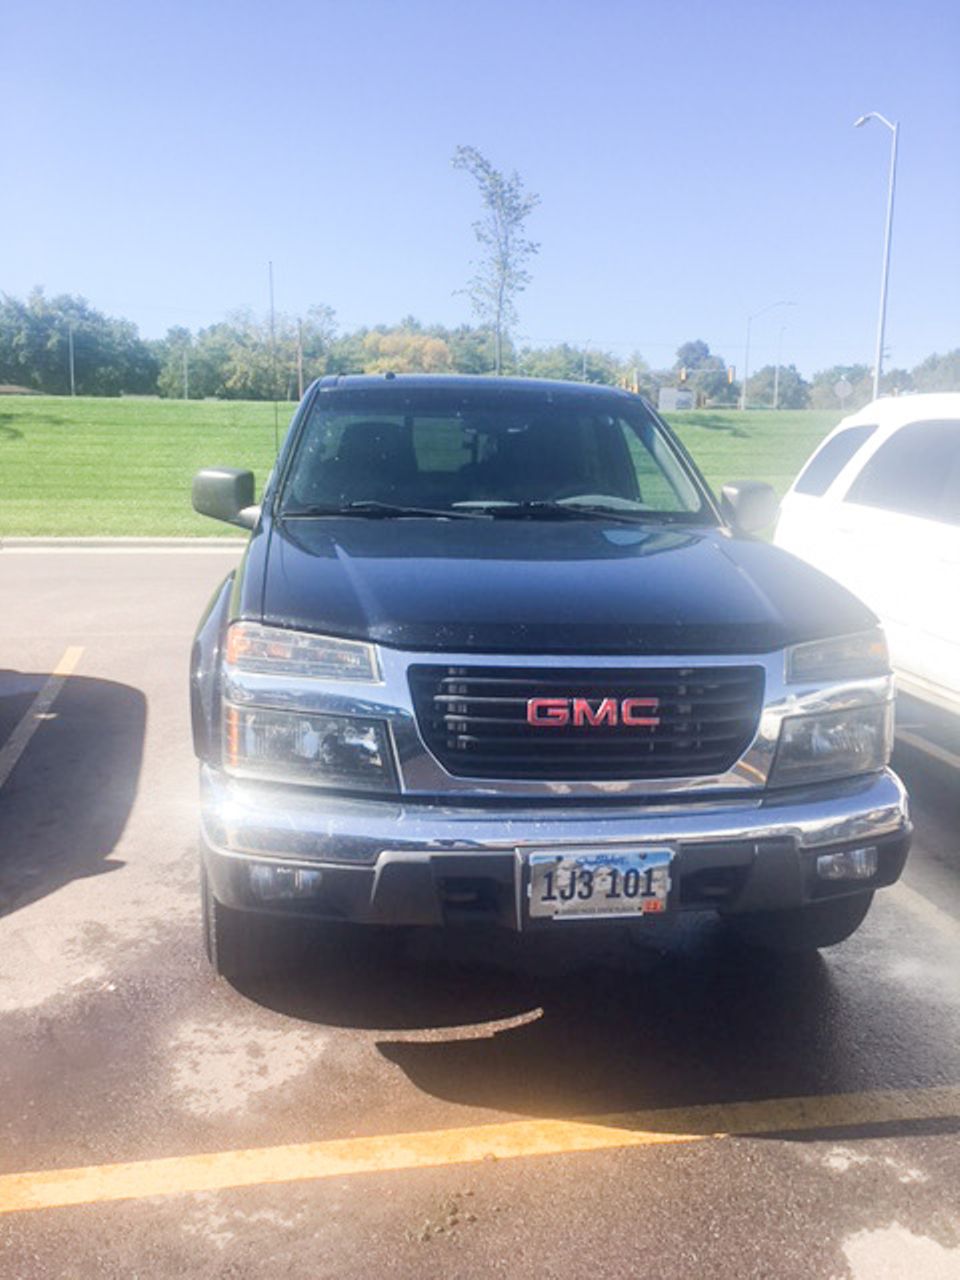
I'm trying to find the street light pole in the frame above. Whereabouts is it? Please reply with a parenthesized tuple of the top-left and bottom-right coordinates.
(741, 300, 795, 411)
(855, 112, 899, 401)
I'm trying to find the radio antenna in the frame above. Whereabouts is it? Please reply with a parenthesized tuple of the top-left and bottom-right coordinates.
(268, 260, 279, 455)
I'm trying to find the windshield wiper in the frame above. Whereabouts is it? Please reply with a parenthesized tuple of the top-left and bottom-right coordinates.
(455, 501, 662, 524)
(280, 501, 489, 520)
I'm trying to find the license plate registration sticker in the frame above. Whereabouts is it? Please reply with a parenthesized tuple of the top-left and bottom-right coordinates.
(527, 849, 673, 919)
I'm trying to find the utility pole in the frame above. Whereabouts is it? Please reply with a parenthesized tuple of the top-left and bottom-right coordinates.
(740, 315, 753, 412)
(297, 317, 304, 399)
(182, 348, 189, 400)
(68, 324, 76, 396)
(773, 324, 786, 410)
(268, 261, 279, 452)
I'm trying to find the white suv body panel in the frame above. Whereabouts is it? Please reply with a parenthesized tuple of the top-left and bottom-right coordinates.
(775, 394, 960, 718)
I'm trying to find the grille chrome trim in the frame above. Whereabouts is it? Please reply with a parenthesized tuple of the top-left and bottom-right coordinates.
(409, 663, 765, 781)
(223, 645, 895, 800)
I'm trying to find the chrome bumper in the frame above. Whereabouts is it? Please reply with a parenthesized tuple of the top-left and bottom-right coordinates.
(200, 766, 911, 927)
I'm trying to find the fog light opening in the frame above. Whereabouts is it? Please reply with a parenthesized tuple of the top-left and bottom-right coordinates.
(248, 864, 324, 901)
(816, 847, 879, 881)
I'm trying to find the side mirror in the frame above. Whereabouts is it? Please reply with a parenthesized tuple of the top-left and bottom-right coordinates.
(192, 468, 259, 530)
(721, 481, 779, 535)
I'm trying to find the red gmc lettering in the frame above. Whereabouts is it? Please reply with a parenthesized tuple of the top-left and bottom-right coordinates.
(526, 697, 661, 728)
(572, 696, 617, 726)
(526, 698, 570, 726)
(621, 697, 661, 727)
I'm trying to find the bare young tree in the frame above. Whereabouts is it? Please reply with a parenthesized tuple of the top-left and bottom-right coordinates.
(452, 145, 540, 375)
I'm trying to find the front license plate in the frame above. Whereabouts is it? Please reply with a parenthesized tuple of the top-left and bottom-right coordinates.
(527, 849, 673, 919)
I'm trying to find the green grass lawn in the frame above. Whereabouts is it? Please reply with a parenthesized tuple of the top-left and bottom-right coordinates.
(0, 397, 292, 536)
(668, 408, 839, 497)
(0, 396, 839, 537)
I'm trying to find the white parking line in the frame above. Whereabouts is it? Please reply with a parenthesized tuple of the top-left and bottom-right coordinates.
(0, 647, 84, 791)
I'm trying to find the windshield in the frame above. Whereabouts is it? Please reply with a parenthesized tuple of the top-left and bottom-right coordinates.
(278, 386, 713, 520)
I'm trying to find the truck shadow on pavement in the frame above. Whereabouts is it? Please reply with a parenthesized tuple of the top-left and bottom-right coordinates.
(238, 917, 917, 1122)
(378, 933, 840, 1119)
(0, 671, 145, 918)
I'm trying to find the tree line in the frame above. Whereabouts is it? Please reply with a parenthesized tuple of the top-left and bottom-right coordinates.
(1, 287, 958, 410)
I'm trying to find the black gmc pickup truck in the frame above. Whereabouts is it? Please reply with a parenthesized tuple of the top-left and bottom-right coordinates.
(190, 375, 910, 977)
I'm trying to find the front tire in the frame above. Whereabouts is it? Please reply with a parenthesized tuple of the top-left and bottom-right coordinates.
(725, 891, 874, 952)
(201, 865, 272, 980)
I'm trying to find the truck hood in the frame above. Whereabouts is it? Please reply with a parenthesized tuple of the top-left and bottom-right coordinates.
(257, 517, 875, 654)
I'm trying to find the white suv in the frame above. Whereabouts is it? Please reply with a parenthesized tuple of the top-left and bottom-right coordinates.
(774, 393, 960, 721)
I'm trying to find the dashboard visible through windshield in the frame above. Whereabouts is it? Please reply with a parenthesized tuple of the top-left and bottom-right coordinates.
(279, 387, 712, 521)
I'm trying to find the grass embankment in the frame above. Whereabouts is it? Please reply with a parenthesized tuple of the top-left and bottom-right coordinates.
(0, 398, 289, 537)
(0, 397, 839, 538)
(670, 409, 838, 496)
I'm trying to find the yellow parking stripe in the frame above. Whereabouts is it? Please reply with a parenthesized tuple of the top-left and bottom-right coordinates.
(52, 647, 85, 678)
(892, 881, 960, 941)
(0, 646, 84, 791)
(1, 1085, 957, 1216)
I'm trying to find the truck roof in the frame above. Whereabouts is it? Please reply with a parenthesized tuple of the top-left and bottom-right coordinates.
(314, 373, 640, 401)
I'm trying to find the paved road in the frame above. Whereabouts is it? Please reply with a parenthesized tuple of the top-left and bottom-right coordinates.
(1, 546, 958, 1279)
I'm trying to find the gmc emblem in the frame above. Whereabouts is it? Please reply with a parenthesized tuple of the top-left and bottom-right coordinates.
(526, 697, 661, 728)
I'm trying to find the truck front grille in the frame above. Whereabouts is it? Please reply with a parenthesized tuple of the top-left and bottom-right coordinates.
(408, 664, 765, 781)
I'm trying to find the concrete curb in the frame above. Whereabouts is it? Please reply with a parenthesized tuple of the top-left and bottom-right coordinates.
(0, 537, 247, 549)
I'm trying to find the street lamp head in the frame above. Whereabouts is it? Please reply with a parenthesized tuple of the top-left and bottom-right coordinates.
(854, 110, 896, 133)
(748, 299, 797, 323)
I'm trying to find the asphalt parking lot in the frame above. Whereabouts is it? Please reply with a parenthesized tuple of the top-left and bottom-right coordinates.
(1, 545, 959, 1279)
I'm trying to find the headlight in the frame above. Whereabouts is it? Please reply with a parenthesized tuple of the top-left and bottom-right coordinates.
(225, 622, 379, 682)
(787, 629, 889, 683)
(769, 704, 893, 788)
(223, 704, 397, 792)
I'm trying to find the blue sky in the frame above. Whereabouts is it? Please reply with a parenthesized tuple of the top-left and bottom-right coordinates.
(4, 0, 958, 376)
